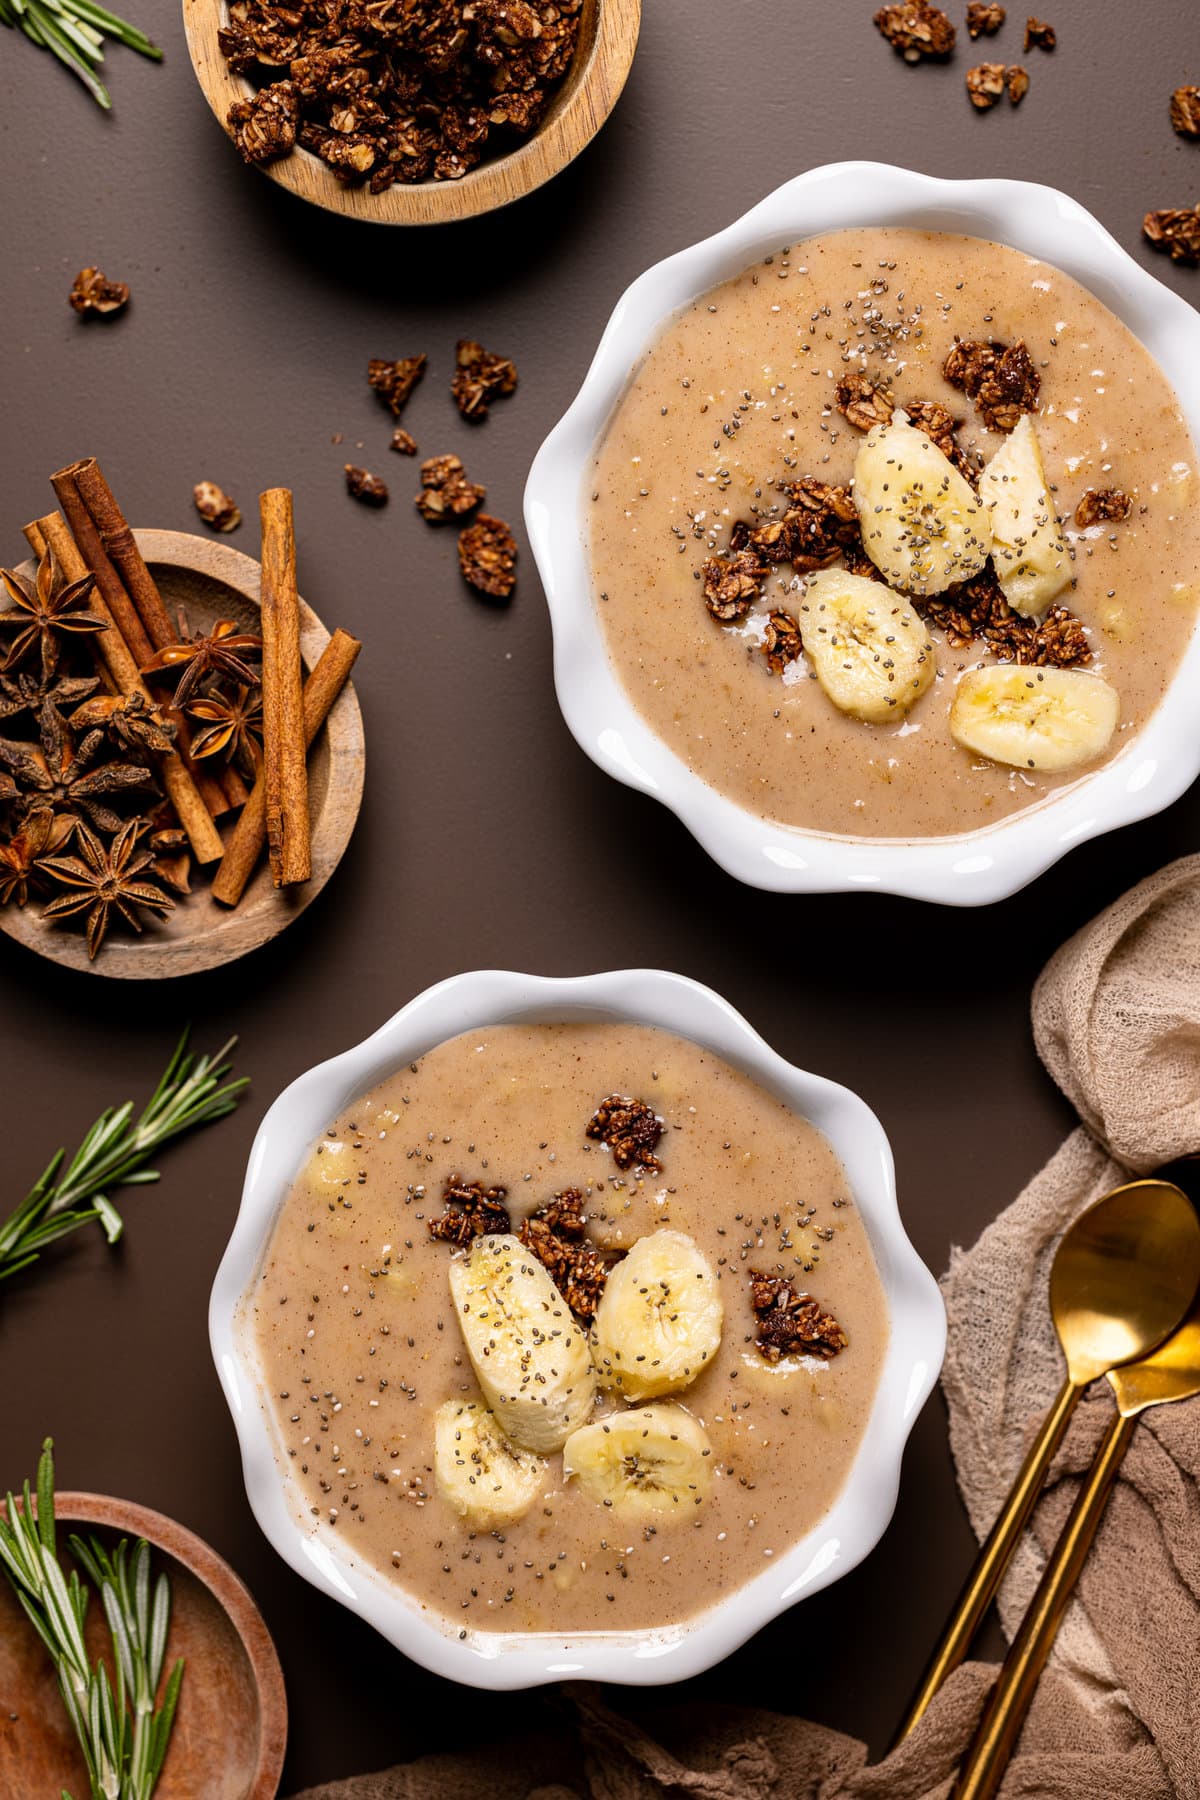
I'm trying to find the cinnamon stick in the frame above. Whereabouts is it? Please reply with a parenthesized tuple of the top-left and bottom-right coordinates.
(22, 520, 48, 561)
(27, 512, 225, 865)
(65, 457, 177, 651)
(212, 629, 361, 908)
(258, 489, 311, 887)
(50, 465, 156, 667)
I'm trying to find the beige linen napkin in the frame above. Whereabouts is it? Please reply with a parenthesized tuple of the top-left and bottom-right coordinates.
(291, 856, 1200, 1800)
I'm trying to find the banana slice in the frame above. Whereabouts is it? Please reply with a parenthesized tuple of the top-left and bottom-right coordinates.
(449, 1234, 595, 1453)
(591, 1229, 723, 1401)
(562, 1404, 713, 1518)
(852, 414, 992, 594)
(950, 665, 1119, 772)
(433, 1400, 545, 1530)
(979, 415, 1071, 619)
(798, 568, 937, 724)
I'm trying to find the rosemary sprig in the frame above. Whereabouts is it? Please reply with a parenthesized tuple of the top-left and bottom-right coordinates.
(0, 0, 161, 110)
(0, 1439, 184, 1800)
(0, 1032, 248, 1285)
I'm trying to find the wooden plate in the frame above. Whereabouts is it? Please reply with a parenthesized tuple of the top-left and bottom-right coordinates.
(0, 1491, 286, 1800)
(182, 0, 641, 225)
(0, 528, 364, 981)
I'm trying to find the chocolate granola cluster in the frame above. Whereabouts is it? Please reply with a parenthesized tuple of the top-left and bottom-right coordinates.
(219, 0, 583, 191)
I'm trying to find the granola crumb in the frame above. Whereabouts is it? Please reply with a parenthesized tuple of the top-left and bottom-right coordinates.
(874, 0, 956, 59)
(69, 268, 130, 318)
(904, 399, 977, 480)
(369, 355, 427, 416)
(834, 372, 895, 430)
(586, 1095, 663, 1173)
(966, 1, 1005, 35)
(192, 481, 242, 533)
(1143, 206, 1200, 266)
(943, 337, 1040, 430)
(457, 514, 517, 598)
(966, 62, 1007, 108)
(749, 1270, 848, 1362)
(762, 609, 803, 675)
(750, 477, 860, 572)
(1074, 487, 1132, 528)
(917, 562, 1090, 666)
(344, 465, 389, 506)
(227, 80, 299, 164)
(1006, 64, 1029, 103)
(701, 548, 765, 622)
(415, 454, 486, 523)
(390, 428, 419, 456)
(1024, 15, 1055, 49)
(452, 339, 518, 421)
(428, 1176, 511, 1246)
(1170, 86, 1200, 139)
(518, 1192, 613, 1322)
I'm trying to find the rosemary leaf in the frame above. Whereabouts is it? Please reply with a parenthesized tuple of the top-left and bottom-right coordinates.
(0, 0, 159, 106)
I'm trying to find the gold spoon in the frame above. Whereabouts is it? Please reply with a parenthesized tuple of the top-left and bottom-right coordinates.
(896, 1177, 1200, 1741)
(952, 1282, 1200, 1799)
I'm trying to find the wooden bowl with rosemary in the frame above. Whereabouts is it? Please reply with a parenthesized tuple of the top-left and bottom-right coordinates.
(181, 0, 641, 226)
(0, 528, 364, 981)
(0, 1488, 287, 1799)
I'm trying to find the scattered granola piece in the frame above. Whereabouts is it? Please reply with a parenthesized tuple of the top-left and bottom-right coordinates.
(967, 62, 1006, 108)
(944, 337, 1040, 430)
(68, 268, 130, 318)
(966, 2, 1005, 35)
(192, 481, 242, 533)
(1024, 14, 1055, 49)
(874, 0, 956, 59)
(586, 1095, 663, 1173)
(1006, 64, 1029, 102)
(415, 453, 486, 523)
(1171, 86, 1200, 139)
(905, 399, 976, 480)
(227, 80, 299, 164)
(457, 513, 517, 598)
(428, 1175, 511, 1246)
(1144, 206, 1200, 265)
(834, 373, 895, 430)
(918, 562, 1090, 666)
(452, 339, 518, 421)
(390, 428, 418, 456)
(762, 609, 803, 674)
(749, 1270, 848, 1362)
(518, 1191, 612, 1322)
(344, 465, 388, 506)
(751, 477, 859, 572)
(701, 548, 765, 623)
(1074, 487, 1132, 528)
(368, 355, 427, 417)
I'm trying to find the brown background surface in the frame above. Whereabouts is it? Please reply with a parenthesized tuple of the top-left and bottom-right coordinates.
(1, 0, 1198, 1791)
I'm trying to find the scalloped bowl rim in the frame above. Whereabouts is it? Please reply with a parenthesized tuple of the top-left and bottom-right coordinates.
(209, 967, 944, 1689)
(523, 161, 1200, 902)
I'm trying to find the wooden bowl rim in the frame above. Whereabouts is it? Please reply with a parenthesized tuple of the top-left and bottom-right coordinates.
(181, 0, 642, 225)
(0, 525, 365, 981)
(20, 1490, 287, 1800)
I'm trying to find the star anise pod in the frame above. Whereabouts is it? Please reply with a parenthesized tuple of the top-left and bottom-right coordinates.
(0, 700, 156, 834)
(0, 668, 100, 724)
(0, 554, 109, 682)
(41, 817, 174, 959)
(69, 691, 178, 758)
(140, 619, 263, 709)
(184, 684, 263, 774)
(0, 809, 76, 907)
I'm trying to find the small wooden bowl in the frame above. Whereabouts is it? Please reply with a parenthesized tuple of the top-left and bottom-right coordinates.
(0, 528, 365, 981)
(0, 1491, 286, 1799)
(182, 0, 641, 225)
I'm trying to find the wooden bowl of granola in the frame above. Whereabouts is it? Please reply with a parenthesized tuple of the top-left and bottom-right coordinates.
(182, 0, 641, 226)
(0, 529, 365, 980)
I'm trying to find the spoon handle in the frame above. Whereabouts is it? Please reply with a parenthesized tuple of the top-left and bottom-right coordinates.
(951, 1407, 1137, 1800)
(894, 1375, 1079, 1741)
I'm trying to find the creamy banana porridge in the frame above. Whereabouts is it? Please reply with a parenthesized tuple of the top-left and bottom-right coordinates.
(587, 228, 1200, 838)
(246, 1023, 889, 1638)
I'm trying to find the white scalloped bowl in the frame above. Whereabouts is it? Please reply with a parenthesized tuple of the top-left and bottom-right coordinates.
(210, 968, 944, 1688)
(524, 162, 1200, 902)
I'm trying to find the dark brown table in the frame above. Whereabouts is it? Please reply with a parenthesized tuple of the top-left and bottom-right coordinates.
(2, 0, 1198, 1789)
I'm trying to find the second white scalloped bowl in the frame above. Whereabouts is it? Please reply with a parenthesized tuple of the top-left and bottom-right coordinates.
(524, 162, 1200, 903)
(210, 968, 944, 1688)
